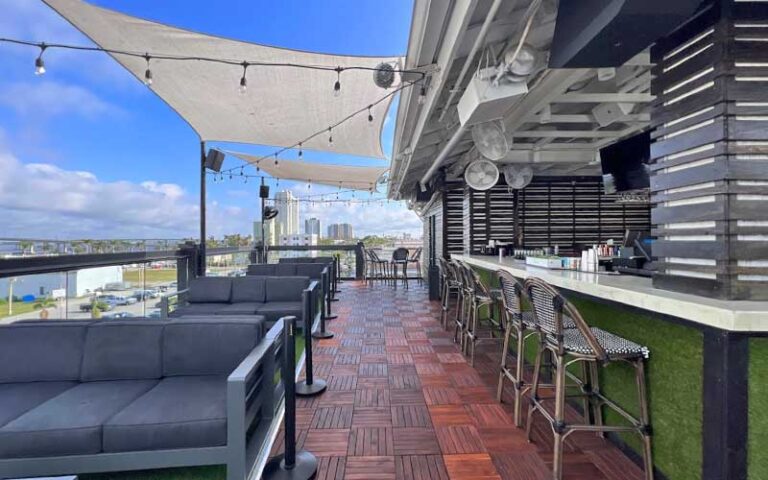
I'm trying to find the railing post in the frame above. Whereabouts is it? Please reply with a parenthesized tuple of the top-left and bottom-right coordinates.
(262, 316, 318, 480)
(314, 271, 336, 339)
(295, 288, 327, 397)
(355, 242, 365, 280)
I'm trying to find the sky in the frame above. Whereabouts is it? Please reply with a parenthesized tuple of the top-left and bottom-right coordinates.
(0, 0, 422, 240)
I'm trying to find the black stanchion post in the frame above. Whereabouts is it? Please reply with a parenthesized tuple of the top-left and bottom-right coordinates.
(331, 257, 340, 302)
(323, 269, 338, 321)
(296, 288, 327, 397)
(262, 317, 318, 480)
(313, 271, 335, 339)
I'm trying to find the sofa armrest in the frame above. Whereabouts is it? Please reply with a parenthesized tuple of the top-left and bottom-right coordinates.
(160, 288, 189, 319)
(226, 318, 284, 480)
(304, 280, 321, 330)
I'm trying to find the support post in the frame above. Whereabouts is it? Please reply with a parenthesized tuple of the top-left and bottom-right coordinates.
(322, 269, 337, 322)
(198, 141, 207, 277)
(262, 316, 318, 480)
(313, 271, 334, 339)
(296, 289, 327, 397)
(355, 241, 365, 280)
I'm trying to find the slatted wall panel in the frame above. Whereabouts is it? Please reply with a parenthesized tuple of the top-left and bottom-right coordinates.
(650, 1, 768, 299)
(442, 184, 465, 256)
(436, 177, 650, 257)
(422, 200, 443, 271)
(518, 178, 650, 255)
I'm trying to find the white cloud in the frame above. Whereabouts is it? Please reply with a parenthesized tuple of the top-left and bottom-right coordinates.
(0, 147, 250, 239)
(0, 81, 119, 119)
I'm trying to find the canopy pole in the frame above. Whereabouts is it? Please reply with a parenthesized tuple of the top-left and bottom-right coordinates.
(199, 140, 206, 277)
(261, 177, 266, 264)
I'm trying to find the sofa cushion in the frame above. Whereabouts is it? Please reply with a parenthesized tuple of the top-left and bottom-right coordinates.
(171, 303, 224, 317)
(0, 380, 156, 458)
(215, 302, 263, 315)
(103, 376, 227, 452)
(231, 276, 267, 303)
(0, 324, 86, 383)
(275, 264, 298, 276)
(246, 264, 276, 276)
(81, 322, 163, 382)
(0, 382, 76, 427)
(295, 263, 326, 280)
(188, 277, 232, 303)
(265, 276, 309, 302)
(256, 301, 304, 326)
(163, 320, 264, 376)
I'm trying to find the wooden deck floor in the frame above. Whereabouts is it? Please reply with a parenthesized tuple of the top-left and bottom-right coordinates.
(270, 281, 646, 480)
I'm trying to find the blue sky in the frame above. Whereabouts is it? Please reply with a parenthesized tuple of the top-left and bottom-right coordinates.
(0, 0, 421, 239)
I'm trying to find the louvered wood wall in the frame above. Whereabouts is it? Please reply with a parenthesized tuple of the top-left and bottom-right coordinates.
(650, 2, 768, 299)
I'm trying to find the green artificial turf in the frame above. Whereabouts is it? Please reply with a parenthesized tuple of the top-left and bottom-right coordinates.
(82, 334, 306, 480)
(749, 338, 768, 480)
(473, 266, 704, 479)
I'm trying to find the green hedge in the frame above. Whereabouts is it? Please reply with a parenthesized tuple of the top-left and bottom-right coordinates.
(749, 338, 768, 480)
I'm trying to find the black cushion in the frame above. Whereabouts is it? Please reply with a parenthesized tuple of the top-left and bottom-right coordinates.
(0, 380, 157, 458)
(246, 264, 276, 276)
(81, 322, 163, 381)
(188, 277, 232, 303)
(0, 324, 86, 383)
(215, 302, 263, 315)
(171, 303, 225, 317)
(0, 382, 76, 427)
(295, 264, 325, 279)
(265, 276, 309, 302)
(103, 376, 227, 452)
(256, 301, 303, 326)
(231, 276, 266, 303)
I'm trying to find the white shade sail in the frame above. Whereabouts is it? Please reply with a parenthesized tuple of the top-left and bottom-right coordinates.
(43, 0, 402, 158)
(230, 152, 387, 192)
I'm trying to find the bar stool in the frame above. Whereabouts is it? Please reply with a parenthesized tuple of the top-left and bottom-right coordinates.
(407, 247, 423, 284)
(390, 247, 409, 288)
(367, 250, 389, 284)
(524, 277, 653, 480)
(495, 270, 537, 426)
(450, 260, 470, 347)
(460, 263, 502, 366)
(438, 258, 461, 329)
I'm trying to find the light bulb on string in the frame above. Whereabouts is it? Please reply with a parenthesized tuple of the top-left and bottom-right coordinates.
(143, 54, 153, 86)
(333, 67, 342, 97)
(239, 61, 248, 95)
(34, 43, 47, 76)
(298, 143, 303, 158)
(367, 105, 373, 124)
(328, 127, 333, 145)
(418, 85, 427, 105)
(274, 154, 279, 166)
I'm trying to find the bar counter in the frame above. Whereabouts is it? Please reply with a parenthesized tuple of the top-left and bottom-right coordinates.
(452, 253, 768, 480)
(453, 254, 768, 331)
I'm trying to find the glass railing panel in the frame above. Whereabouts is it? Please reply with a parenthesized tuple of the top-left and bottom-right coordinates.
(1, 271, 68, 323)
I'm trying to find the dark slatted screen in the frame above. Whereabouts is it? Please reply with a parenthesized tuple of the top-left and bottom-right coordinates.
(443, 184, 464, 256)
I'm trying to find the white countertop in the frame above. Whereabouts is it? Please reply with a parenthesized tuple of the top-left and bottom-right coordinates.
(454, 254, 768, 332)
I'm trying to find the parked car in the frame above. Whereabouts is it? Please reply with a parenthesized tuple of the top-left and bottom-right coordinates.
(132, 289, 159, 301)
(98, 294, 137, 306)
(79, 300, 116, 312)
(146, 310, 162, 319)
(102, 312, 136, 319)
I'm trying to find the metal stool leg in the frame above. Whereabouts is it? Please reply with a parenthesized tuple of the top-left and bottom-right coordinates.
(635, 359, 654, 480)
(552, 355, 567, 480)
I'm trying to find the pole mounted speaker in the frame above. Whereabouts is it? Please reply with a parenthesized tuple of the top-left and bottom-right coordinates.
(204, 149, 225, 172)
(263, 206, 279, 220)
(260, 185, 270, 199)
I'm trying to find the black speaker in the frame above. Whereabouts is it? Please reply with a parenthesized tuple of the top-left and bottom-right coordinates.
(260, 185, 270, 199)
(204, 149, 225, 172)
(548, 0, 705, 68)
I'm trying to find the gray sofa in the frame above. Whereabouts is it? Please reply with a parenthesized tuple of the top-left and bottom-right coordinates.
(0, 317, 285, 480)
(164, 276, 311, 327)
(246, 262, 326, 280)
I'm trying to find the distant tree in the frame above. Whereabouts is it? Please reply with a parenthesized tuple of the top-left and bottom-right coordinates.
(33, 296, 57, 319)
(18, 240, 33, 255)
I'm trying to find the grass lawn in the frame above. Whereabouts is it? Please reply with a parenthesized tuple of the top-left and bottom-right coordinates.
(82, 334, 306, 480)
(0, 300, 39, 320)
(123, 268, 178, 286)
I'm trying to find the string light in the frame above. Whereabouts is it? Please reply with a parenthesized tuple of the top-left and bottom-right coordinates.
(298, 143, 303, 158)
(143, 53, 153, 86)
(418, 85, 427, 105)
(239, 61, 248, 94)
(333, 67, 342, 97)
(34, 43, 46, 76)
(274, 153, 279, 166)
(328, 127, 333, 145)
(367, 105, 373, 124)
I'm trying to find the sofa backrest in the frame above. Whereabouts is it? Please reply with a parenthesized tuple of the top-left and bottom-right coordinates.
(188, 277, 233, 303)
(81, 321, 164, 381)
(295, 263, 326, 280)
(279, 256, 333, 265)
(275, 263, 298, 276)
(231, 276, 267, 303)
(265, 276, 310, 302)
(163, 319, 264, 376)
(247, 264, 277, 276)
(0, 323, 87, 383)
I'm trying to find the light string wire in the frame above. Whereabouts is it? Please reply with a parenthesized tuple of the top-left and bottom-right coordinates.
(0, 36, 426, 177)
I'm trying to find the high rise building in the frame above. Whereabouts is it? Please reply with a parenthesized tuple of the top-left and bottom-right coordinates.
(279, 234, 318, 258)
(273, 191, 299, 237)
(253, 221, 276, 246)
(327, 223, 354, 240)
(305, 217, 321, 237)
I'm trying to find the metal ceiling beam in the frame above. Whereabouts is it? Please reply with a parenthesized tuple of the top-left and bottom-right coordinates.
(555, 93, 655, 103)
(523, 113, 650, 123)
(511, 130, 627, 138)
